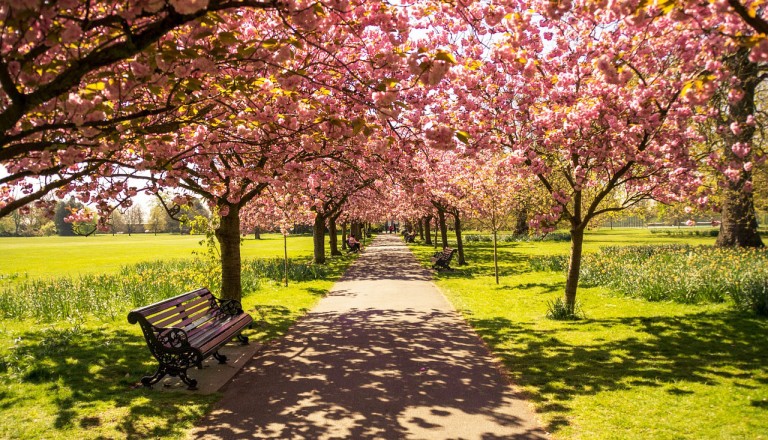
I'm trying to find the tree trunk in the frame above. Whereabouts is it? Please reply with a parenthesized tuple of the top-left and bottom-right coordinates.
(452, 210, 466, 265)
(716, 47, 764, 248)
(564, 226, 585, 313)
(437, 209, 449, 249)
(341, 222, 348, 250)
(215, 205, 242, 301)
(418, 217, 424, 240)
(351, 222, 361, 240)
(254, 226, 261, 240)
(424, 215, 433, 245)
(513, 207, 529, 236)
(313, 213, 326, 264)
(493, 229, 499, 285)
(329, 216, 342, 256)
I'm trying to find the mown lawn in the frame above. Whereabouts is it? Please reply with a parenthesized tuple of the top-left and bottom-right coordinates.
(0, 233, 358, 440)
(410, 228, 768, 440)
(0, 233, 313, 280)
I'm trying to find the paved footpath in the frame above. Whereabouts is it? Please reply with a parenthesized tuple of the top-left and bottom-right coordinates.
(190, 234, 547, 440)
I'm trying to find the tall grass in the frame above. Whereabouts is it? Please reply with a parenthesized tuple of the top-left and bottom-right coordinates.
(465, 231, 571, 243)
(0, 257, 323, 321)
(530, 245, 768, 314)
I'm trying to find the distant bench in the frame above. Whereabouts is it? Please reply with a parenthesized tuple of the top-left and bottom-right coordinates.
(127, 288, 253, 390)
(431, 248, 456, 270)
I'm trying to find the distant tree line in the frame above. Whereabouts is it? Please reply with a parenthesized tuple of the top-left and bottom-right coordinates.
(0, 197, 210, 237)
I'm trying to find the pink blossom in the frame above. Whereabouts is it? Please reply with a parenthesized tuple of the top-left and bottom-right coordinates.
(723, 167, 742, 182)
(731, 142, 751, 158)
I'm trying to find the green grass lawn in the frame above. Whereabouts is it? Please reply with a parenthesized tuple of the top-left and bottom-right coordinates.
(410, 228, 768, 440)
(0, 233, 316, 280)
(0, 232, 358, 439)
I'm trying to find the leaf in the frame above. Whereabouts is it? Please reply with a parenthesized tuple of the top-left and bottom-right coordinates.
(351, 117, 366, 135)
(218, 32, 238, 46)
(262, 38, 281, 50)
(435, 51, 457, 64)
(85, 82, 105, 92)
(313, 2, 326, 17)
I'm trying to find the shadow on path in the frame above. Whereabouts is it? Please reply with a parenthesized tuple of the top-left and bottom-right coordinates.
(191, 235, 546, 439)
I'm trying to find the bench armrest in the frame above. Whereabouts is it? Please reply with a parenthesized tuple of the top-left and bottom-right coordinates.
(212, 296, 244, 315)
(157, 327, 191, 349)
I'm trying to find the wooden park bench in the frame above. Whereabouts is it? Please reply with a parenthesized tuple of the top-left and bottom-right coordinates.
(127, 288, 253, 390)
(431, 248, 456, 270)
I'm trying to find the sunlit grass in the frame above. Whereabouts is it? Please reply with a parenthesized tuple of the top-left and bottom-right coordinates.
(0, 233, 356, 440)
(0, 233, 316, 280)
(409, 228, 768, 440)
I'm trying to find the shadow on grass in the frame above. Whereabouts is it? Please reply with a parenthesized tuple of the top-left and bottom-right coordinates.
(0, 325, 217, 438)
(0, 301, 313, 438)
(410, 241, 532, 279)
(468, 311, 768, 433)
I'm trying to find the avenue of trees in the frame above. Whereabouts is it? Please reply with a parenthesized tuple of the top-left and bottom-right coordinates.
(1, 0, 766, 313)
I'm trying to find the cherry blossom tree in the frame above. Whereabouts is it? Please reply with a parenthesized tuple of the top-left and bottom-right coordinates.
(1, 0, 457, 302)
(451, 1, 723, 313)
(461, 153, 530, 284)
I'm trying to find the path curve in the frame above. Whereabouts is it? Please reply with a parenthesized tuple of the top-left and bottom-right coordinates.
(190, 234, 547, 439)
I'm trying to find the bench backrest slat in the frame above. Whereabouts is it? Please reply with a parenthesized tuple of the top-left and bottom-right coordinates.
(150, 296, 215, 328)
(131, 288, 211, 317)
(129, 288, 219, 329)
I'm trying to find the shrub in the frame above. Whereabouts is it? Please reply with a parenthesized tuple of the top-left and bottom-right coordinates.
(545, 297, 586, 320)
(576, 245, 768, 312)
(0, 257, 325, 321)
(465, 234, 492, 242)
(529, 255, 569, 272)
(503, 232, 572, 243)
(729, 277, 768, 316)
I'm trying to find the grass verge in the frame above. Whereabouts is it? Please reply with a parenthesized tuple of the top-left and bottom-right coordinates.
(409, 228, 768, 440)
(0, 234, 356, 439)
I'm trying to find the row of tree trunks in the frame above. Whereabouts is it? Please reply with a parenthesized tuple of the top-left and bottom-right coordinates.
(424, 215, 433, 245)
(313, 213, 327, 264)
(450, 208, 466, 265)
(431, 202, 466, 266)
(437, 208, 449, 248)
(329, 215, 342, 256)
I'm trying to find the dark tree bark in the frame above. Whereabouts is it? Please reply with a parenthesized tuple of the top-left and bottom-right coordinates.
(437, 208, 449, 249)
(512, 207, 529, 236)
(424, 215, 433, 245)
(716, 48, 764, 248)
(253, 226, 261, 240)
(565, 223, 586, 309)
(215, 204, 242, 301)
(341, 222, 348, 250)
(313, 213, 326, 264)
(351, 222, 362, 240)
(418, 217, 424, 240)
(451, 209, 466, 265)
(329, 215, 342, 256)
